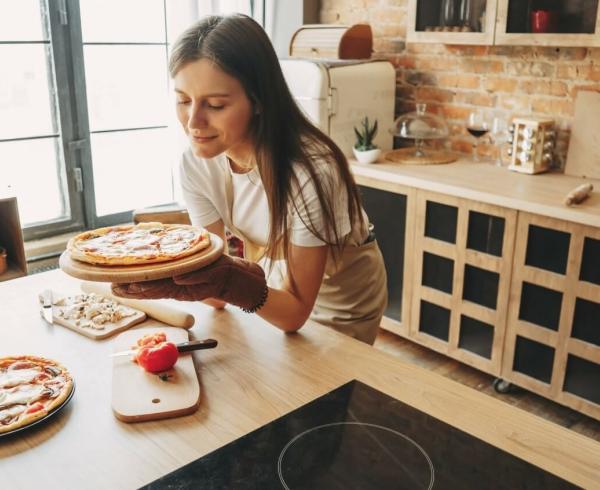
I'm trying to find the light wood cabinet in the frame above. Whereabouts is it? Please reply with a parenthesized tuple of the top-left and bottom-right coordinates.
(351, 158, 600, 420)
(408, 0, 600, 47)
(407, 0, 497, 45)
(495, 0, 600, 47)
(502, 212, 600, 420)
(358, 181, 416, 337)
(408, 190, 516, 376)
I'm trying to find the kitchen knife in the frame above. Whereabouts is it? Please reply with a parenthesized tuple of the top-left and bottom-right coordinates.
(109, 338, 218, 358)
(41, 289, 53, 324)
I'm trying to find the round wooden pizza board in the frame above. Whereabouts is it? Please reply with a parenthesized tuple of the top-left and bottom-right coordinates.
(59, 233, 224, 283)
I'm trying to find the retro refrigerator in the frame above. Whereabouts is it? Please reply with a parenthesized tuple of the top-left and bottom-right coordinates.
(279, 59, 396, 157)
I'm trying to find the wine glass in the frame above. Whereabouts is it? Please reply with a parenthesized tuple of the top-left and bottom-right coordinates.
(490, 117, 509, 166)
(466, 111, 490, 162)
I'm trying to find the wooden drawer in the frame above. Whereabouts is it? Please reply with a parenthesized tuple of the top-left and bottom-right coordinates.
(289, 24, 372, 59)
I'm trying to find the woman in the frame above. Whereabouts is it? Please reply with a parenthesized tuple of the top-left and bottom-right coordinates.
(113, 14, 387, 344)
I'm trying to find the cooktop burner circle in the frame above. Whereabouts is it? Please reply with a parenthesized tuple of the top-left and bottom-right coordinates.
(277, 421, 435, 490)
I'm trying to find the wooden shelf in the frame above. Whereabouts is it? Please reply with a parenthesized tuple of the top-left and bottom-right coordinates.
(0, 197, 27, 282)
(0, 263, 27, 282)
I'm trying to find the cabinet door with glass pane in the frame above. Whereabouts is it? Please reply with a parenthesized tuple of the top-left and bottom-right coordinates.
(495, 0, 600, 47)
(408, 190, 517, 376)
(407, 0, 498, 45)
(502, 212, 600, 420)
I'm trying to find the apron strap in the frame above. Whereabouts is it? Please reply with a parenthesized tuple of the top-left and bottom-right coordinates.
(221, 157, 267, 263)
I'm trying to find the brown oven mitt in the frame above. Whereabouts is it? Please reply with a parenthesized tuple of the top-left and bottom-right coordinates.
(111, 255, 267, 312)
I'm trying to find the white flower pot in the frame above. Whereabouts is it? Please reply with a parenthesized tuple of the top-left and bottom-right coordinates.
(353, 147, 381, 164)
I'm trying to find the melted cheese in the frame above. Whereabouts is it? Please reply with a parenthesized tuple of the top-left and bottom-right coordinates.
(76, 224, 204, 259)
(0, 367, 41, 389)
(0, 384, 45, 409)
(0, 404, 26, 424)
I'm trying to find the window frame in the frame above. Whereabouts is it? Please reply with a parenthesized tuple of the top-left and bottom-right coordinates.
(10, 0, 273, 241)
(17, 0, 176, 240)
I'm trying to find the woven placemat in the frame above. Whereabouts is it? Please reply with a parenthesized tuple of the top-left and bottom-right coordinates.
(384, 148, 457, 165)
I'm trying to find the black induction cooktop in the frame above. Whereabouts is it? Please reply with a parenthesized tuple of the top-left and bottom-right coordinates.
(143, 380, 578, 489)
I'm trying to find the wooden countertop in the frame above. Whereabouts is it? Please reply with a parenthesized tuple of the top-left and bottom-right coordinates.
(351, 158, 600, 228)
(1, 270, 599, 489)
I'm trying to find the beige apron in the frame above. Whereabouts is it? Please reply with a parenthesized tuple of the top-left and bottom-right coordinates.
(222, 161, 387, 345)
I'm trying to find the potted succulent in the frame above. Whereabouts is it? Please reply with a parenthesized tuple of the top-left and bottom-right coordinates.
(353, 116, 381, 164)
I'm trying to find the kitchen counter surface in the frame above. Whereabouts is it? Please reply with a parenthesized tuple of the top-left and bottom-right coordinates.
(350, 158, 600, 228)
(1, 270, 600, 489)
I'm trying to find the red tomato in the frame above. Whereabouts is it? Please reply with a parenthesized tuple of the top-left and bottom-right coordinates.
(25, 402, 45, 414)
(135, 341, 179, 373)
(134, 332, 167, 349)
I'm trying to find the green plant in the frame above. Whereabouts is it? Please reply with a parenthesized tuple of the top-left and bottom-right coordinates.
(353, 117, 378, 151)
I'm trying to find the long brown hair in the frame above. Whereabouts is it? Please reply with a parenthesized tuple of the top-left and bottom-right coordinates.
(169, 14, 365, 266)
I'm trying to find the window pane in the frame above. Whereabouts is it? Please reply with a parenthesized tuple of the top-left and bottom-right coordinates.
(198, 0, 251, 16)
(84, 45, 169, 131)
(0, 44, 56, 139)
(0, 0, 46, 41)
(0, 138, 67, 225)
(91, 129, 175, 216)
(80, 0, 165, 43)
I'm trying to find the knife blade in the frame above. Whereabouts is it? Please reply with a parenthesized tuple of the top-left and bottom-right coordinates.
(41, 289, 53, 324)
(109, 338, 218, 358)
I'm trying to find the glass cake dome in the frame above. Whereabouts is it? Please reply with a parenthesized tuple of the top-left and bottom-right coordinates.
(392, 103, 449, 157)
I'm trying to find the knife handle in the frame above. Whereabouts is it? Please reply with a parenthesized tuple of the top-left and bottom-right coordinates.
(176, 339, 218, 353)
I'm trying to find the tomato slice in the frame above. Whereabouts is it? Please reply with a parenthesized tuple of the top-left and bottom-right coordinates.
(135, 341, 179, 373)
(134, 332, 167, 349)
(25, 402, 45, 414)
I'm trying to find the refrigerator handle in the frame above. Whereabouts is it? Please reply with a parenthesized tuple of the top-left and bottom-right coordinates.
(328, 87, 338, 117)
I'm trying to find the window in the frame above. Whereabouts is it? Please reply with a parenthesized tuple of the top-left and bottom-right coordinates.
(1, 0, 266, 240)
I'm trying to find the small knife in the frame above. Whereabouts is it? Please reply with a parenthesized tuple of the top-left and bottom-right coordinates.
(109, 338, 218, 358)
(41, 289, 53, 324)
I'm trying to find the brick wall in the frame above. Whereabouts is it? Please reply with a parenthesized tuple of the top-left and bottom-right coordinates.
(320, 0, 600, 165)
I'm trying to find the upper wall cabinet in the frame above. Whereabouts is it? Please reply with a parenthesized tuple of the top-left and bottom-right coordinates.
(407, 0, 600, 47)
(495, 0, 600, 47)
(407, 0, 497, 45)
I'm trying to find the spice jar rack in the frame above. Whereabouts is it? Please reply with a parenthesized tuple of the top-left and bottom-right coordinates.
(507, 117, 555, 175)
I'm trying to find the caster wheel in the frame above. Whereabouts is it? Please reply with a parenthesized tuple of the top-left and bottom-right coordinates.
(493, 378, 512, 394)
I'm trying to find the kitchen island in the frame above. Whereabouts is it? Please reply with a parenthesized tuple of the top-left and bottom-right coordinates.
(1, 270, 599, 489)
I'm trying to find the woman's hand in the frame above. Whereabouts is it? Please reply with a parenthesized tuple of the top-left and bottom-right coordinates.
(111, 255, 267, 311)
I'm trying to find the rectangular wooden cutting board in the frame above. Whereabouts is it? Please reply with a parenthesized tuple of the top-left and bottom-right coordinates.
(111, 325, 201, 422)
(565, 90, 600, 179)
(41, 290, 146, 340)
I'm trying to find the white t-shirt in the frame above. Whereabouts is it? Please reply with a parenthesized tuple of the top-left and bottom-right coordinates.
(179, 150, 357, 249)
(179, 150, 387, 344)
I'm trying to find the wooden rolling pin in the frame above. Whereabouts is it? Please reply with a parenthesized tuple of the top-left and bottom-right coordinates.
(564, 183, 594, 206)
(80, 281, 195, 329)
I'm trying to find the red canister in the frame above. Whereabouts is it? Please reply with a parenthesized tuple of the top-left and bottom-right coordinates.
(531, 10, 558, 33)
